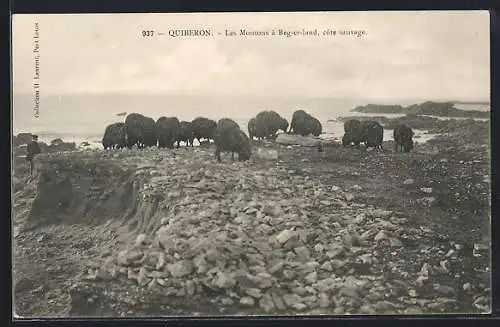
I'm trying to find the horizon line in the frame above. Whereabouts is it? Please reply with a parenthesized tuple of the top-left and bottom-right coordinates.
(11, 92, 490, 104)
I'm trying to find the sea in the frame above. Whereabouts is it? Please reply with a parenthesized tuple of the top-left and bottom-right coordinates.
(12, 93, 490, 149)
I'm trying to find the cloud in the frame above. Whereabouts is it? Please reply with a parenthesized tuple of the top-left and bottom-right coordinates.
(12, 11, 490, 101)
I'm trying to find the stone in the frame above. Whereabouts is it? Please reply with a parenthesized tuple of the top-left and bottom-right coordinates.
(272, 292, 286, 310)
(390, 237, 403, 247)
(193, 255, 208, 274)
(333, 307, 345, 314)
(240, 296, 255, 307)
(305, 271, 318, 284)
(340, 285, 359, 299)
(213, 271, 237, 289)
(268, 261, 284, 274)
(283, 293, 306, 310)
(291, 302, 308, 311)
(314, 244, 325, 253)
(135, 234, 147, 246)
(403, 178, 414, 185)
(374, 231, 387, 242)
(434, 284, 457, 297)
(371, 209, 392, 218)
(259, 294, 275, 312)
(156, 252, 166, 271)
(321, 261, 333, 272)
(245, 288, 263, 298)
(186, 280, 196, 296)
(205, 249, 220, 263)
(330, 259, 345, 270)
(345, 193, 355, 201)
(294, 246, 311, 261)
(420, 187, 433, 194)
(167, 260, 194, 277)
(305, 261, 320, 270)
(275, 134, 323, 147)
(220, 297, 234, 306)
(292, 286, 307, 296)
(318, 293, 330, 308)
(360, 304, 376, 314)
(282, 269, 295, 280)
(276, 229, 298, 244)
(255, 272, 273, 289)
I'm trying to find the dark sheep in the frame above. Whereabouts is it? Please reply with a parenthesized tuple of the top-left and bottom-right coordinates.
(14, 133, 35, 147)
(50, 138, 64, 146)
(279, 117, 289, 134)
(143, 117, 157, 148)
(124, 113, 147, 149)
(360, 120, 384, 150)
(191, 117, 217, 144)
(342, 119, 363, 147)
(289, 110, 323, 137)
(310, 117, 322, 137)
(393, 124, 414, 152)
(102, 122, 127, 150)
(253, 111, 273, 140)
(253, 110, 289, 140)
(156, 117, 180, 149)
(176, 121, 194, 147)
(213, 118, 252, 163)
(248, 118, 257, 140)
(265, 110, 289, 138)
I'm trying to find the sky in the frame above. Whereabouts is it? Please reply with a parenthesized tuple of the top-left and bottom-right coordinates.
(12, 11, 490, 102)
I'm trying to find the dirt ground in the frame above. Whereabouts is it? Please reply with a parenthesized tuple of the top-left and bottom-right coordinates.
(12, 129, 491, 317)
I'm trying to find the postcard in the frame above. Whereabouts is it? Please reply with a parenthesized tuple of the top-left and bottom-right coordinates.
(11, 11, 491, 317)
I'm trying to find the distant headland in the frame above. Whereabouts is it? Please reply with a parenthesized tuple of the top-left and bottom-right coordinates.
(351, 101, 490, 119)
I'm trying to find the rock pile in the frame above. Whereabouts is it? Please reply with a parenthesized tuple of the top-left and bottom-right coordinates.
(74, 147, 477, 315)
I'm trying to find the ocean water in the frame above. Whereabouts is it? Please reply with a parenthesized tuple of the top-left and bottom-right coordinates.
(12, 93, 490, 149)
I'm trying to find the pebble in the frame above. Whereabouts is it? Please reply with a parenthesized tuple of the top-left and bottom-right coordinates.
(126, 250, 144, 263)
(220, 297, 234, 306)
(321, 261, 333, 272)
(276, 229, 297, 244)
(294, 246, 311, 261)
(240, 296, 255, 307)
(433, 284, 457, 297)
(167, 260, 194, 278)
(351, 184, 363, 191)
(283, 293, 304, 308)
(345, 193, 355, 201)
(268, 261, 284, 274)
(245, 288, 263, 298)
(213, 271, 237, 289)
(314, 244, 324, 253)
(318, 293, 330, 308)
(259, 294, 275, 312)
(305, 271, 318, 284)
(135, 234, 147, 246)
(403, 178, 415, 185)
(374, 230, 387, 242)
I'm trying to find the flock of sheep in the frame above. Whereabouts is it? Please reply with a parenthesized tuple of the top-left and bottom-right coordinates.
(102, 109, 415, 162)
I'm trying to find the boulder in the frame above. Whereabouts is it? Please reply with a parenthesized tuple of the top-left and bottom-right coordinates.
(275, 134, 327, 147)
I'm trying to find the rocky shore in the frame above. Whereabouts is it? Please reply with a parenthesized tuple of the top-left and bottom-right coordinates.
(12, 120, 491, 317)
